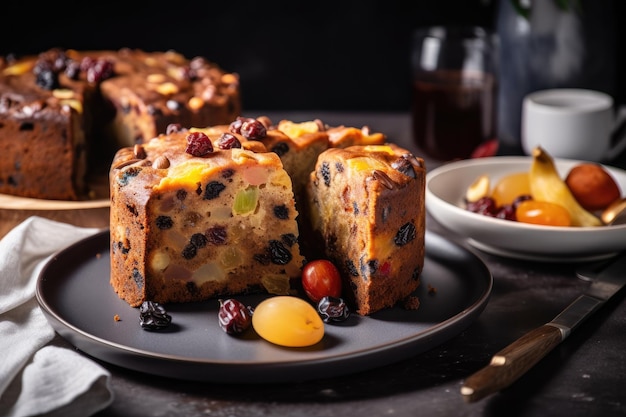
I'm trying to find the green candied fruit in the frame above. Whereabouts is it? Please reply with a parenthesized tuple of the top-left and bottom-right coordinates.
(233, 186, 259, 215)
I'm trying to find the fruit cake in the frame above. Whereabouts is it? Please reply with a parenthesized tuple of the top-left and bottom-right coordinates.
(307, 143, 426, 315)
(0, 48, 240, 200)
(109, 124, 304, 307)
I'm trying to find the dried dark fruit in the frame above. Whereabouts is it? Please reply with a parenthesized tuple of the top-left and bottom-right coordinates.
(215, 133, 242, 149)
(181, 243, 197, 259)
(394, 222, 416, 246)
(391, 156, 417, 179)
(190, 233, 208, 248)
(273, 204, 289, 220)
(156, 215, 174, 229)
(166, 123, 185, 134)
(240, 119, 267, 140)
(218, 298, 254, 335)
(268, 240, 292, 265)
(228, 116, 253, 134)
(205, 226, 227, 245)
(320, 162, 331, 186)
(139, 301, 172, 330)
(186, 131, 214, 156)
(317, 296, 350, 323)
(271, 142, 289, 156)
(203, 181, 226, 200)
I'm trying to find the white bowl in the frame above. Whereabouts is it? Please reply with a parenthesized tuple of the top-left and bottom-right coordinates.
(425, 156, 626, 262)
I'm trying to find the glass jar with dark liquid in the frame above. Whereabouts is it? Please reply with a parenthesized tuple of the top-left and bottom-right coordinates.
(411, 26, 497, 161)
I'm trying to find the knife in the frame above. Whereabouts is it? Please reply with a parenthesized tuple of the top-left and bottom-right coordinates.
(460, 252, 626, 403)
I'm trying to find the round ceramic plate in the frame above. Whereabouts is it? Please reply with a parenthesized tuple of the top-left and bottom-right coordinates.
(36, 230, 492, 383)
(426, 156, 626, 262)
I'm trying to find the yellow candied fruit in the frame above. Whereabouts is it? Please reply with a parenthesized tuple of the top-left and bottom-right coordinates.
(220, 247, 243, 269)
(60, 99, 83, 114)
(188, 96, 204, 110)
(361, 145, 394, 154)
(52, 89, 75, 99)
(361, 132, 386, 145)
(150, 251, 171, 271)
(157, 161, 216, 190)
(155, 82, 179, 96)
(277, 120, 320, 138)
(347, 156, 387, 173)
(147, 73, 166, 83)
(2, 61, 34, 76)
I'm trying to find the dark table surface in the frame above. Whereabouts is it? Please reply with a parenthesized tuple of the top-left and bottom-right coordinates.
(72, 111, 626, 417)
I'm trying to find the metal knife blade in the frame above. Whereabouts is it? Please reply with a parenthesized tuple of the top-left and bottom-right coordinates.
(461, 253, 626, 403)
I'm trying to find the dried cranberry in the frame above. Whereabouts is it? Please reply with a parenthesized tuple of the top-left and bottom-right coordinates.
(215, 133, 242, 149)
(185, 131, 213, 156)
(218, 299, 253, 335)
(240, 119, 267, 140)
(166, 123, 185, 134)
(229, 117, 253, 134)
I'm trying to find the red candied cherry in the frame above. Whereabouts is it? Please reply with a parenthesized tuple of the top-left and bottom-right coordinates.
(301, 259, 342, 303)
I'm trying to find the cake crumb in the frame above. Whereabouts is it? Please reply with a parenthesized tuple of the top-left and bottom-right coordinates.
(428, 284, 437, 295)
(114, 314, 121, 322)
(402, 296, 420, 310)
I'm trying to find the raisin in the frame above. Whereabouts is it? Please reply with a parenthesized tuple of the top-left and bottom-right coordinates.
(268, 240, 292, 265)
(253, 253, 271, 265)
(139, 301, 172, 330)
(228, 116, 253, 134)
(176, 189, 187, 200)
(271, 142, 289, 156)
(281, 233, 297, 247)
(317, 296, 350, 323)
(182, 243, 197, 259)
(186, 131, 213, 156)
(203, 181, 226, 199)
(206, 226, 227, 245)
(132, 268, 144, 290)
(215, 133, 241, 149)
(335, 162, 344, 173)
(218, 298, 254, 335)
(156, 215, 174, 229)
(36, 69, 59, 90)
(320, 162, 331, 187)
(273, 204, 289, 220)
(394, 222, 416, 246)
(190, 233, 208, 248)
(221, 169, 235, 179)
(360, 258, 378, 276)
(240, 119, 267, 140)
(346, 259, 359, 277)
(391, 157, 417, 179)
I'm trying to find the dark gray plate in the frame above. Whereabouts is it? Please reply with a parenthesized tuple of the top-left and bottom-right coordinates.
(36, 230, 492, 383)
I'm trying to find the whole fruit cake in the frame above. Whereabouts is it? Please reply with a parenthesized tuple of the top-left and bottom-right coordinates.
(0, 48, 240, 200)
(109, 116, 427, 315)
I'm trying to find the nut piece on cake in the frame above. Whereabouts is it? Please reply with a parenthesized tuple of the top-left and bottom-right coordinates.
(307, 144, 426, 315)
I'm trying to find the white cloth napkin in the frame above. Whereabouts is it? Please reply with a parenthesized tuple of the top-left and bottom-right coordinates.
(0, 216, 113, 417)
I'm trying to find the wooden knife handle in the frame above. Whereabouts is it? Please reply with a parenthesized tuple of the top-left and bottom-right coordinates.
(461, 324, 564, 403)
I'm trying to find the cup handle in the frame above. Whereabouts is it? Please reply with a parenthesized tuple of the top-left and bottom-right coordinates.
(606, 110, 626, 161)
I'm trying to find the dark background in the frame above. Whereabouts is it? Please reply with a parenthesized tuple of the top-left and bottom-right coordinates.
(1, 0, 623, 112)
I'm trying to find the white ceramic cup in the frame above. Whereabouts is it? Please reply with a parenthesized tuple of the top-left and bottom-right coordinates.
(521, 88, 626, 162)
